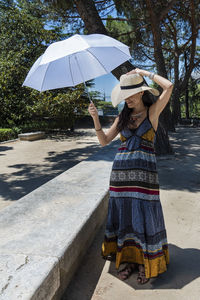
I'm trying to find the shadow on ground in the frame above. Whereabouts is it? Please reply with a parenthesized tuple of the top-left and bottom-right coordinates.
(61, 220, 200, 300)
(61, 223, 107, 300)
(157, 126, 200, 193)
(0, 137, 118, 202)
(106, 243, 200, 290)
(0, 145, 14, 155)
(0, 126, 200, 203)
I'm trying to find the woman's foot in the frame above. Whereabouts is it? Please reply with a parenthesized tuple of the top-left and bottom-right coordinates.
(117, 263, 137, 280)
(137, 264, 150, 284)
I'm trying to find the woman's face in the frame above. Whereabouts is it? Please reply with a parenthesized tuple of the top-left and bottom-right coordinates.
(125, 91, 144, 108)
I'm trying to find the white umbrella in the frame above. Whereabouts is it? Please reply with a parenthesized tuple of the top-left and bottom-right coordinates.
(22, 34, 131, 101)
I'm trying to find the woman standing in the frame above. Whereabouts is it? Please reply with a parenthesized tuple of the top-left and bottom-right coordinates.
(88, 68, 173, 284)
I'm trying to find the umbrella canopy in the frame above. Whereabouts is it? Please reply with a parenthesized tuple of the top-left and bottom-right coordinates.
(22, 34, 131, 92)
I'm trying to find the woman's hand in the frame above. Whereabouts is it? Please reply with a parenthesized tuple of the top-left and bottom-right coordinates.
(88, 101, 99, 119)
(126, 68, 149, 77)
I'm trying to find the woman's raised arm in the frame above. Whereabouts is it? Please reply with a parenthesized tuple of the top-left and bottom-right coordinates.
(88, 101, 119, 147)
(126, 68, 174, 118)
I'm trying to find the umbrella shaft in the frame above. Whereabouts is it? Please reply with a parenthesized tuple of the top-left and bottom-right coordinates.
(83, 81, 92, 103)
(75, 56, 92, 103)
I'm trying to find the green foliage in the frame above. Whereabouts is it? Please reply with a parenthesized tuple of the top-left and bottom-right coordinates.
(180, 81, 200, 118)
(0, 1, 90, 130)
(41, 0, 83, 33)
(106, 15, 135, 46)
(26, 85, 88, 126)
(0, 128, 16, 142)
(0, 2, 60, 126)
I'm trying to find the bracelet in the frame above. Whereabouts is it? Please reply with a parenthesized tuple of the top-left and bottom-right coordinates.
(148, 72, 155, 80)
(95, 127, 102, 131)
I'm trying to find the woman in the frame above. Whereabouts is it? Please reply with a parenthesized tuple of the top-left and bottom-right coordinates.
(88, 68, 173, 284)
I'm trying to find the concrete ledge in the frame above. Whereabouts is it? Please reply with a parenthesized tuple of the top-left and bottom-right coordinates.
(18, 131, 45, 141)
(0, 140, 119, 300)
(0, 138, 19, 144)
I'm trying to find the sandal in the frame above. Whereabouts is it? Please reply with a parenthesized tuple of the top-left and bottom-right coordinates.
(117, 263, 137, 280)
(137, 264, 150, 284)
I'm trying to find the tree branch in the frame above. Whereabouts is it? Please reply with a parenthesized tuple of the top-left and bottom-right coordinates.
(101, 17, 129, 21)
(95, 0, 108, 4)
(165, 15, 179, 53)
(61, 15, 81, 18)
(140, 48, 155, 62)
(97, 3, 115, 11)
(158, 0, 178, 21)
(138, 41, 154, 49)
(115, 29, 136, 37)
(180, 30, 200, 52)
(101, 16, 145, 22)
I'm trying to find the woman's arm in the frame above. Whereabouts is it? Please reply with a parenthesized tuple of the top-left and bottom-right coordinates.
(127, 68, 174, 119)
(88, 102, 119, 147)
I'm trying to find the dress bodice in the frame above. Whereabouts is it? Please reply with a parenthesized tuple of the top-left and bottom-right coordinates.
(119, 107, 156, 150)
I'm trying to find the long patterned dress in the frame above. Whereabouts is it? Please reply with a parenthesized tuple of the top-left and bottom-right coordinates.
(101, 107, 169, 279)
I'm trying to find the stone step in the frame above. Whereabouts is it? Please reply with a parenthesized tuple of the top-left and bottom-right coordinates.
(18, 132, 45, 141)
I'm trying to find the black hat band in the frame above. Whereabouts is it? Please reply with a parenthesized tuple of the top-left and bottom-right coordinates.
(120, 80, 145, 90)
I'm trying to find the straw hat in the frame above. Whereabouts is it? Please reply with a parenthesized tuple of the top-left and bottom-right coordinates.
(111, 73, 160, 107)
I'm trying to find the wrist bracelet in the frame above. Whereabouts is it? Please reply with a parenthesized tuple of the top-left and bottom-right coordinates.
(95, 127, 102, 131)
(148, 72, 155, 80)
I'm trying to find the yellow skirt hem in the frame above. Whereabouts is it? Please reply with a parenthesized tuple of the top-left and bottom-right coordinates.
(102, 241, 169, 279)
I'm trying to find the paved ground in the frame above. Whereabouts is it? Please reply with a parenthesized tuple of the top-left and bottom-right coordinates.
(61, 125, 200, 300)
(1, 124, 200, 299)
(0, 126, 113, 211)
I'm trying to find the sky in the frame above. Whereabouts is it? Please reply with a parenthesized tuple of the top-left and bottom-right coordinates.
(88, 5, 200, 106)
(90, 73, 118, 102)
(46, 3, 200, 106)
(90, 70, 153, 104)
(88, 4, 154, 104)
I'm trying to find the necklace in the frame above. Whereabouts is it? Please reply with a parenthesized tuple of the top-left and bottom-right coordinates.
(128, 108, 147, 129)
(130, 108, 147, 120)
(131, 108, 146, 117)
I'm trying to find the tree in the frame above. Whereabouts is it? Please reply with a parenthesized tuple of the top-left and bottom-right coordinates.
(0, 1, 59, 125)
(0, 1, 89, 128)
(113, 0, 200, 125)
(42, 0, 175, 154)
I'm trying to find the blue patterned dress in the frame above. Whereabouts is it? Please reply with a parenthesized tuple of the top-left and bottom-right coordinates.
(101, 107, 169, 279)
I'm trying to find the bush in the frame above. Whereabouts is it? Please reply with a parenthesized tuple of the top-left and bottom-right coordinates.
(18, 120, 49, 133)
(0, 128, 17, 142)
(18, 118, 76, 133)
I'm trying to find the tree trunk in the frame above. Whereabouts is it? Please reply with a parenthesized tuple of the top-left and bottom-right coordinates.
(145, 0, 174, 129)
(145, 0, 175, 153)
(184, 52, 189, 119)
(173, 0, 198, 123)
(74, 0, 134, 77)
(185, 86, 189, 119)
(155, 122, 174, 155)
(75, 0, 174, 155)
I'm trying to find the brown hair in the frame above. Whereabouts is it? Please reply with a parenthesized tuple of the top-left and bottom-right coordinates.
(116, 90, 155, 132)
